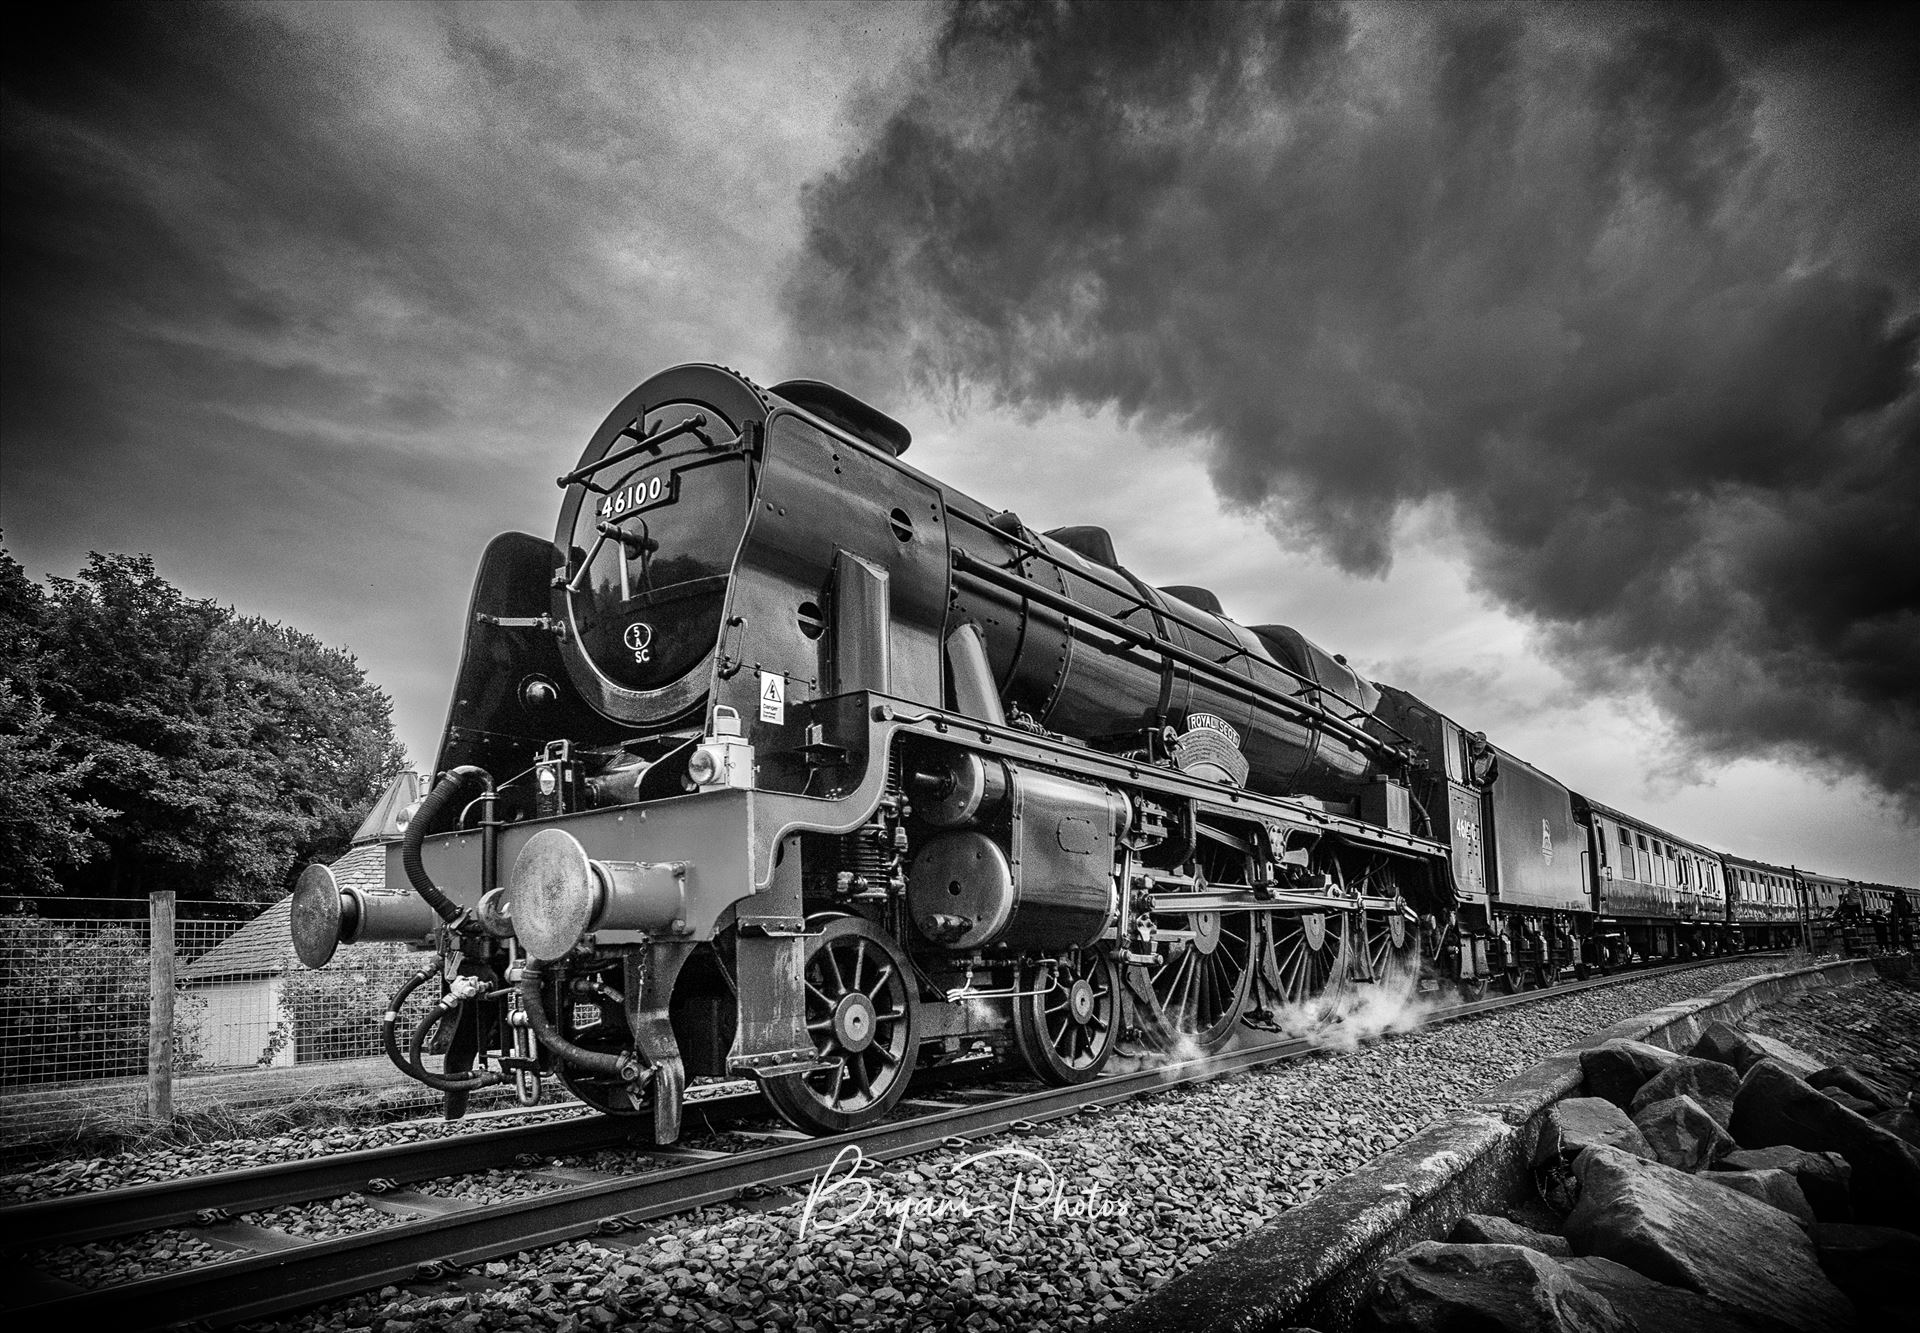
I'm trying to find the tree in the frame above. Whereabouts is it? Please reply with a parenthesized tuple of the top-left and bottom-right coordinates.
(0, 548, 108, 892)
(0, 543, 409, 902)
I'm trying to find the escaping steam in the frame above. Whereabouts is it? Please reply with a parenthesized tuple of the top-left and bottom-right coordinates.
(783, 2, 1920, 815)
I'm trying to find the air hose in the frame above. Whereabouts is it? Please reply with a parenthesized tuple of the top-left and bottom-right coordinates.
(381, 960, 502, 1092)
(403, 765, 492, 926)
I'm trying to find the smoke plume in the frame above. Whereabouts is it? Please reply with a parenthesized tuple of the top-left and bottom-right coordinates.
(782, 2, 1920, 815)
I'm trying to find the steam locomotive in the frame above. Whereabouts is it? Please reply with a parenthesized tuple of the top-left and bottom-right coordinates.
(289, 364, 1912, 1142)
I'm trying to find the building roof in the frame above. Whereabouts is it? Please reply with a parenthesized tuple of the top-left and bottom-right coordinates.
(351, 772, 425, 845)
(182, 844, 391, 982)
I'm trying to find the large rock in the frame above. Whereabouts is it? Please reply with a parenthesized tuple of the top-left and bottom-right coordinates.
(1450, 1213, 1572, 1256)
(1703, 1168, 1815, 1228)
(1559, 1256, 1799, 1333)
(1730, 1058, 1920, 1228)
(1533, 1097, 1655, 1213)
(1809, 1221, 1920, 1309)
(1581, 1039, 1683, 1109)
(1366, 1242, 1633, 1333)
(1808, 1065, 1902, 1111)
(1716, 1147, 1852, 1223)
(1634, 1095, 1736, 1172)
(1869, 1107, 1920, 1148)
(1690, 1023, 1822, 1079)
(1563, 1144, 1854, 1333)
(1819, 1088, 1879, 1117)
(1630, 1057, 1742, 1128)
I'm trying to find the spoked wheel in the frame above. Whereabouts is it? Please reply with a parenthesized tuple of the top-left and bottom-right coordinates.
(1261, 913, 1340, 1010)
(1145, 905, 1255, 1054)
(1499, 965, 1528, 994)
(1362, 906, 1420, 997)
(1532, 960, 1561, 988)
(762, 916, 919, 1134)
(1457, 975, 1492, 1002)
(1013, 947, 1121, 1085)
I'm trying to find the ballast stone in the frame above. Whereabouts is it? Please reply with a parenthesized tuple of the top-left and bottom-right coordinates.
(1563, 1143, 1853, 1333)
(1633, 1094, 1736, 1172)
(1630, 1057, 1742, 1129)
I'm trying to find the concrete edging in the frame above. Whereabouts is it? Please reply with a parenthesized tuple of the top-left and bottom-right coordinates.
(1105, 957, 1880, 1333)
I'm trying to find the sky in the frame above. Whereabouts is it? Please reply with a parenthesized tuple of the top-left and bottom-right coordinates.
(3, 1, 1915, 884)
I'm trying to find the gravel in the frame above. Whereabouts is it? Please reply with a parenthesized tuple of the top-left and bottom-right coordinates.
(209, 955, 1795, 1333)
(0, 1106, 598, 1206)
(1743, 972, 1920, 1093)
(30, 1227, 242, 1289)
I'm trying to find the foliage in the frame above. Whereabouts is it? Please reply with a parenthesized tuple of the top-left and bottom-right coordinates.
(0, 540, 409, 902)
(277, 954, 420, 1063)
(0, 915, 205, 1086)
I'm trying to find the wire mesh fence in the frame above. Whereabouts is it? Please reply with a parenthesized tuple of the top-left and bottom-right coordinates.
(0, 897, 440, 1161)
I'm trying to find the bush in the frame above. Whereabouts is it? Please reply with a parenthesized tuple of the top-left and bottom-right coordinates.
(0, 916, 205, 1086)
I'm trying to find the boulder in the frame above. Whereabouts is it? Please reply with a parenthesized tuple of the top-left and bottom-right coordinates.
(1869, 1107, 1920, 1148)
(1730, 1059, 1920, 1228)
(1559, 1256, 1800, 1333)
(1819, 1088, 1879, 1117)
(1563, 1144, 1854, 1333)
(1702, 1168, 1815, 1228)
(1809, 1221, 1920, 1310)
(1630, 1057, 1742, 1128)
(1581, 1039, 1683, 1109)
(1808, 1065, 1902, 1111)
(1634, 1095, 1736, 1172)
(1533, 1097, 1655, 1213)
(1689, 1023, 1822, 1079)
(1450, 1213, 1572, 1256)
(1716, 1147, 1852, 1223)
(1366, 1242, 1633, 1333)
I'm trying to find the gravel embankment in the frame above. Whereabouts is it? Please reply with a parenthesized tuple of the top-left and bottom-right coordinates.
(1743, 970, 1920, 1091)
(203, 955, 1793, 1333)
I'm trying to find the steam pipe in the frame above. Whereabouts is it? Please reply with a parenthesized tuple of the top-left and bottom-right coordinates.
(404, 766, 493, 926)
(515, 959, 636, 1079)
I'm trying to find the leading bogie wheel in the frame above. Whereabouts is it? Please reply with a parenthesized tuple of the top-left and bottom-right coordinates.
(762, 916, 920, 1135)
(1013, 946, 1121, 1085)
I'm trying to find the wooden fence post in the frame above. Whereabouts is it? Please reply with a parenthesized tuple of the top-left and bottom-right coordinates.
(148, 889, 175, 1123)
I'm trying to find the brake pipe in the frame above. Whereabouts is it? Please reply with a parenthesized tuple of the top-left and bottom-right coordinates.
(381, 961, 502, 1093)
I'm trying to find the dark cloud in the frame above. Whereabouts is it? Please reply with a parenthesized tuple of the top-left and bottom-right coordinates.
(1, 1, 918, 763)
(782, 0, 1920, 814)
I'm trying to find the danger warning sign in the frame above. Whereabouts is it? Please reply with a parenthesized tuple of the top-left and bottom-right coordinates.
(758, 670, 785, 724)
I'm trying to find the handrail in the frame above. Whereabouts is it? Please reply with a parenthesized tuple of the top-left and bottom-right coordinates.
(953, 550, 1404, 764)
(946, 507, 1413, 750)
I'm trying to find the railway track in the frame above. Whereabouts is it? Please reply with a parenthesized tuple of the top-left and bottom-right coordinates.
(0, 952, 1785, 1331)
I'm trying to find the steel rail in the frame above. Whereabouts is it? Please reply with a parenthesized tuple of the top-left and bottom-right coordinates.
(0, 952, 1782, 1330)
(0, 1089, 762, 1251)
